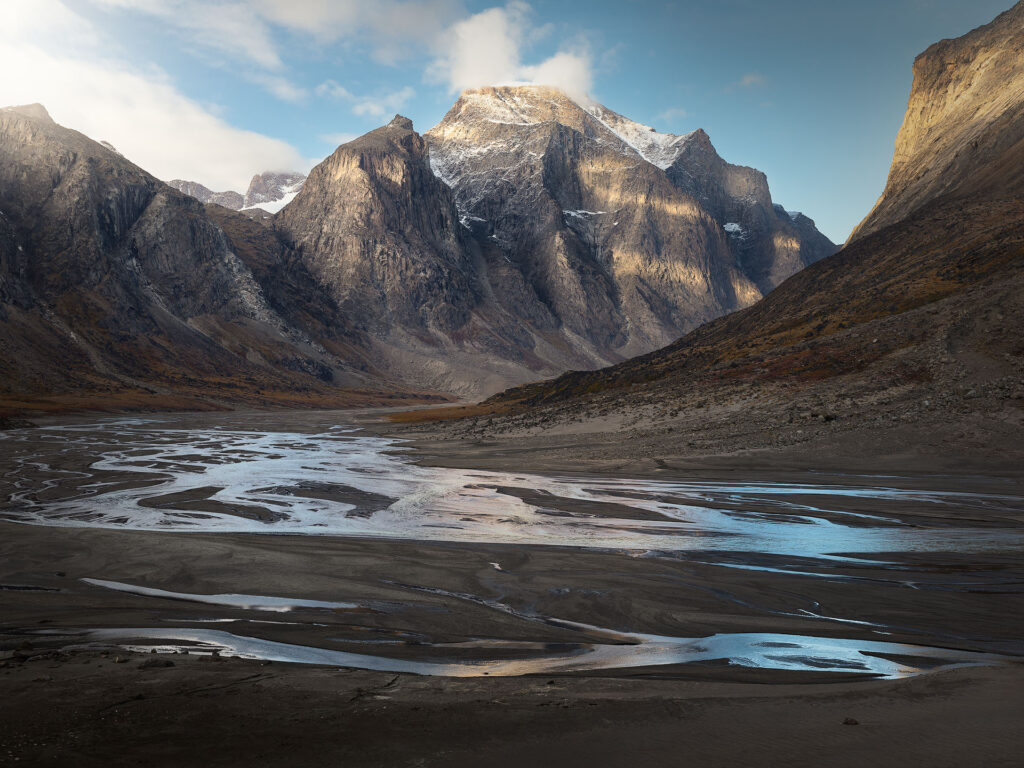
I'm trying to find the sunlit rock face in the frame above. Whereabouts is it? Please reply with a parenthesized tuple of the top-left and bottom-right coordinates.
(851, 1, 1024, 241)
(664, 129, 837, 292)
(276, 115, 599, 396)
(426, 85, 834, 358)
(273, 88, 835, 394)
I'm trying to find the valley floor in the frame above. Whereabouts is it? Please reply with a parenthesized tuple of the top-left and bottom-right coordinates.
(0, 409, 1022, 767)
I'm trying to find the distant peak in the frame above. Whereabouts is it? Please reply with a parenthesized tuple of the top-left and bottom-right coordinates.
(3, 103, 54, 124)
(388, 115, 414, 130)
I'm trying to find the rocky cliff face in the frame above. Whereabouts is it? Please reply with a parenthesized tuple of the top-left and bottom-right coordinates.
(851, 1, 1024, 240)
(0, 104, 400, 412)
(275, 116, 588, 395)
(427, 86, 834, 319)
(0, 86, 839, 405)
(663, 128, 836, 292)
(243, 171, 306, 211)
(271, 95, 834, 396)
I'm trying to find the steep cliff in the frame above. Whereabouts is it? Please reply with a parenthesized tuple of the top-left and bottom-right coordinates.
(851, 1, 1024, 239)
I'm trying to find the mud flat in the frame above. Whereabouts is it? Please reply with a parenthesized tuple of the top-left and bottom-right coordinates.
(1, 411, 1022, 766)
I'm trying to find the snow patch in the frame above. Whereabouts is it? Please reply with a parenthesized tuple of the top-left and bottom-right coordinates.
(243, 188, 300, 214)
(581, 102, 698, 170)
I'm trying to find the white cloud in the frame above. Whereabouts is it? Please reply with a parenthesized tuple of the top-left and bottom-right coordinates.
(249, 74, 310, 104)
(429, 3, 594, 100)
(0, 0, 305, 192)
(252, 0, 461, 61)
(85, 1, 599, 103)
(90, 0, 463, 73)
(317, 81, 416, 121)
(521, 50, 593, 100)
(352, 87, 416, 119)
(315, 81, 355, 101)
(91, 0, 285, 70)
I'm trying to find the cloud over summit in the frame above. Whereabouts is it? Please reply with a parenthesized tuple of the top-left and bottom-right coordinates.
(431, 3, 594, 99)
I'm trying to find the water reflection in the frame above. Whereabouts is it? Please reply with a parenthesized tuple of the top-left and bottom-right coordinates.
(2, 418, 1023, 559)
(83, 626, 1009, 679)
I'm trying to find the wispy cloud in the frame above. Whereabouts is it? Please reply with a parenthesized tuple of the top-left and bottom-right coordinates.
(316, 82, 416, 121)
(87, 1, 603, 103)
(249, 73, 309, 104)
(727, 72, 768, 92)
(656, 107, 688, 124)
(320, 132, 360, 147)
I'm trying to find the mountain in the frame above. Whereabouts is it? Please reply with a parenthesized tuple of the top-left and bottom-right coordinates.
(851, 1, 1024, 240)
(0, 86, 837, 408)
(427, 86, 835, 353)
(273, 89, 834, 395)
(413, 5, 1024, 468)
(168, 171, 307, 214)
(0, 104, 425, 415)
(242, 171, 306, 212)
(276, 115, 600, 395)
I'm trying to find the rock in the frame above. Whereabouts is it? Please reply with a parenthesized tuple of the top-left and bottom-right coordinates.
(843, 718, 859, 726)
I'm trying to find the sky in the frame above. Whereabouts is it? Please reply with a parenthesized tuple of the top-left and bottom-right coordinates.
(0, 0, 1014, 242)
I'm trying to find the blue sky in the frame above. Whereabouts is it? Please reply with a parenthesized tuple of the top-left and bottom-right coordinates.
(0, 1, 1013, 242)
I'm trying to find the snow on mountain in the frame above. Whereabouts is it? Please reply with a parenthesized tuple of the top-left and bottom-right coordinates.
(241, 172, 306, 211)
(168, 171, 306, 214)
(580, 101, 698, 170)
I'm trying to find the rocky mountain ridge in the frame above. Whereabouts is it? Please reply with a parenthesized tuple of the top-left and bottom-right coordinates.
(0, 103, 427, 415)
(266, 88, 835, 395)
(1, 84, 838, 409)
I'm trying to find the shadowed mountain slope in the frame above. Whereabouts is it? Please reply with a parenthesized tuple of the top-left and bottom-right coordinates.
(0, 104, 426, 415)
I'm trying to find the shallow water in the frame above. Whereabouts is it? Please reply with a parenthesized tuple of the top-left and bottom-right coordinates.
(80, 578, 358, 612)
(80, 626, 1007, 679)
(3, 417, 1023, 559)
(4, 415, 1023, 679)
